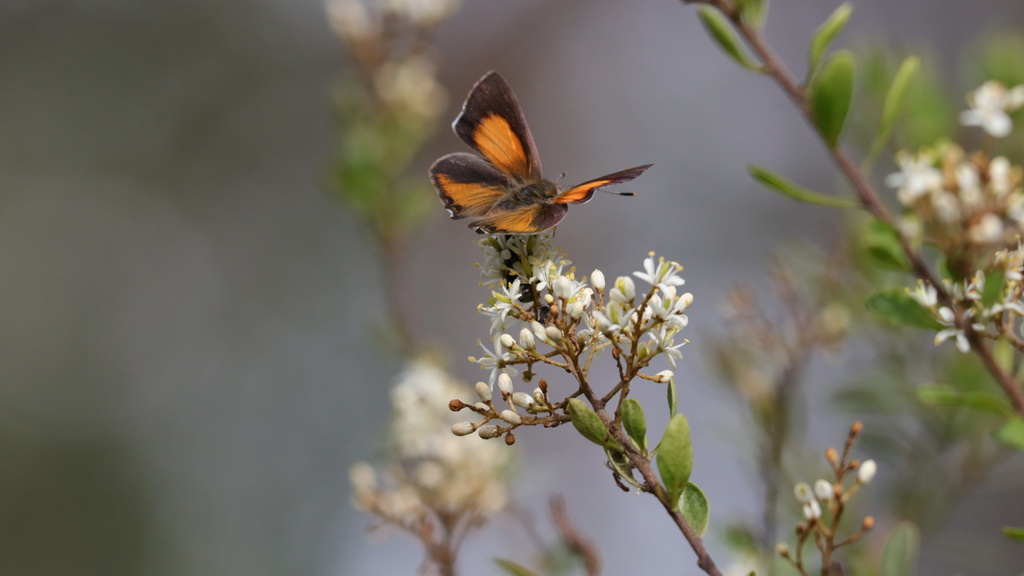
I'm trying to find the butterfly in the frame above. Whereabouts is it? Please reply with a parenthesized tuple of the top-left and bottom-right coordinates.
(429, 71, 652, 234)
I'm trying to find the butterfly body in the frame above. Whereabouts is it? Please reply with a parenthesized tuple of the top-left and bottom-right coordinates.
(429, 71, 651, 235)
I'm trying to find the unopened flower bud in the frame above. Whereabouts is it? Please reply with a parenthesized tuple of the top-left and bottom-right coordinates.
(591, 269, 606, 291)
(681, 292, 694, 307)
(511, 392, 535, 408)
(498, 373, 513, 396)
(655, 370, 674, 383)
(500, 409, 522, 425)
(474, 402, 489, 412)
(499, 333, 516, 349)
(519, 327, 535, 349)
(857, 459, 877, 485)
(567, 301, 585, 319)
(475, 381, 492, 402)
(814, 479, 833, 501)
(477, 424, 501, 439)
(504, 432, 517, 445)
(533, 387, 545, 405)
(349, 462, 377, 494)
(803, 500, 822, 520)
(775, 542, 790, 558)
(545, 325, 563, 342)
(612, 276, 636, 302)
(825, 447, 838, 464)
(794, 482, 814, 503)
(452, 422, 476, 436)
(862, 515, 875, 530)
(543, 293, 555, 304)
(553, 275, 573, 300)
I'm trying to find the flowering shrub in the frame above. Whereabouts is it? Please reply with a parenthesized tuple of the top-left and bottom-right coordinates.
(333, 0, 1024, 575)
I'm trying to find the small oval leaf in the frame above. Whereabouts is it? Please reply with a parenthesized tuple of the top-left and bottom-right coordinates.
(916, 385, 1015, 416)
(982, 269, 1006, 308)
(621, 398, 648, 453)
(882, 522, 919, 576)
(809, 50, 856, 148)
(749, 165, 860, 208)
(697, 6, 763, 72)
(1002, 526, 1024, 541)
(679, 482, 710, 537)
(808, 4, 853, 78)
(868, 56, 920, 163)
(735, 0, 767, 29)
(866, 289, 944, 330)
(567, 399, 621, 452)
(667, 374, 678, 416)
(862, 218, 911, 271)
(657, 413, 694, 508)
(995, 417, 1024, 451)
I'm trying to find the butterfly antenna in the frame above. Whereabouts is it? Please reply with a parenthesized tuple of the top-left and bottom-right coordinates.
(603, 188, 636, 197)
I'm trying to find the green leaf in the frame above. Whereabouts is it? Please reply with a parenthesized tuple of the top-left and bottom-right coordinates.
(735, 0, 767, 28)
(621, 398, 648, 453)
(697, 7, 763, 72)
(866, 56, 919, 167)
(667, 373, 678, 415)
(678, 482, 710, 537)
(882, 522, 919, 576)
(809, 50, 856, 148)
(995, 417, 1024, 451)
(982, 269, 1007, 309)
(862, 218, 911, 271)
(567, 399, 621, 452)
(657, 413, 694, 508)
(866, 289, 943, 330)
(607, 448, 640, 487)
(1002, 526, 1024, 541)
(495, 559, 541, 576)
(808, 4, 853, 79)
(916, 384, 1015, 416)
(749, 165, 860, 208)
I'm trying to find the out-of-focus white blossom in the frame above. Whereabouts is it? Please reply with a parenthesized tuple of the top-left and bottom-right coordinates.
(959, 80, 1024, 138)
(350, 360, 511, 525)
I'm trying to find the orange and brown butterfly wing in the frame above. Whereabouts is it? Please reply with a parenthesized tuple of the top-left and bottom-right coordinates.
(453, 71, 542, 183)
(470, 203, 569, 235)
(554, 164, 654, 205)
(430, 152, 513, 220)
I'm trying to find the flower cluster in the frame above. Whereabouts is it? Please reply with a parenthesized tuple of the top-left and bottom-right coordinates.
(350, 359, 510, 532)
(887, 81, 1024, 352)
(456, 233, 693, 442)
(777, 423, 876, 574)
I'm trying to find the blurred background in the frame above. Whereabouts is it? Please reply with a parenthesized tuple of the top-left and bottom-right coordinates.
(2, 0, 1023, 575)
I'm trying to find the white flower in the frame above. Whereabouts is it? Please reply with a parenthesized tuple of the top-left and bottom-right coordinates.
(591, 269, 606, 291)
(959, 81, 1024, 138)
(956, 162, 982, 207)
(934, 307, 984, 353)
(793, 481, 814, 503)
(885, 151, 942, 205)
(908, 281, 938, 309)
(634, 253, 686, 289)
(967, 213, 1003, 244)
(989, 156, 1013, 196)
